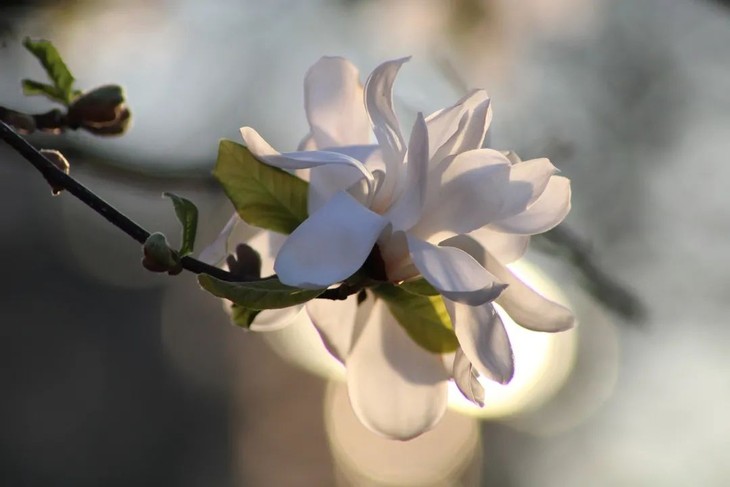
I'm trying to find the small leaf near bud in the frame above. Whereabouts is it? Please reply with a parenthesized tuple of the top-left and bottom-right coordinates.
(39, 149, 69, 196)
(142, 232, 183, 275)
(67, 84, 132, 136)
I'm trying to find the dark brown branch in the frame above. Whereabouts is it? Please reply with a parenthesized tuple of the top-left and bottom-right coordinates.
(0, 120, 352, 300)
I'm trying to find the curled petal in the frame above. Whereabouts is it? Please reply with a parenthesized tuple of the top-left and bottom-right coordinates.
(384, 112, 429, 231)
(240, 126, 375, 197)
(407, 234, 506, 306)
(346, 300, 449, 440)
(274, 191, 389, 288)
(498, 158, 558, 219)
(365, 57, 409, 211)
(490, 176, 572, 235)
(249, 305, 304, 332)
(304, 56, 371, 148)
(445, 300, 514, 385)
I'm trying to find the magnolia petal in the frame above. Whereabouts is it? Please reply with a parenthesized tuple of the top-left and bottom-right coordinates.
(500, 150, 522, 165)
(491, 176, 572, 235)
(249, 305, 304, 332)
(426, 89, 492, 163)
(452, 347, 485, 407)
(346, 300, 449, 440)
(365, 57, 409, 212)
(468, 227, 530, 264)
(308, 145, 381, 214)
(406, 235, 506, 306)
(240, 127, 374, 196)
(297, 132, 317, 151)
(493, 158, 558, 223)
(304, 56, 370, 148)
(245, 229, 287, 276)
(198, 213, 240, 265)
(306, 295, 358, 363)
(445, 299, 514, 385)
(411, 149, 511, 242)
(275, 191, 389, 288)
(384, 112, 429, 231)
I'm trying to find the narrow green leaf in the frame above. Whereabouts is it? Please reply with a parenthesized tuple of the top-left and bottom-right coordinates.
(163, 192, 199, 257)
(198, 274, 324, 310)
(374, 284, 458, 354)
(230, 305, 261, 328)
(214, 140, 308, 234)
(399, 278, 439, 296)
(22, 38, 75, 104)
(21, 79, 67, 104)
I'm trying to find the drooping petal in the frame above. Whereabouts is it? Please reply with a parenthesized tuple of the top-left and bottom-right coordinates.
(384, 112, 429, 231)
(307, 145, 382, 214)
(446, 235, 575, 332)
(452, 347, 485, 407)
(304, 56, 371, 148)
(406, 235, 506, 306)
(346, 299, 449, 440)
(275, 191, 389, 288)
(240, 127, 375, 196)
(297, 132, 317, 151)
(410, 149, 511, 242)
(467, 227, 530, 264)
(490, 176, 572, 235)
(306, 295, 359, 363)
(198, 213, 240, 265)
(364, 57, 409, 212)
(445, 299, 514, 385)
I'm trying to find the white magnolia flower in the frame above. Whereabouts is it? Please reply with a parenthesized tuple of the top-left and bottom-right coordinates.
(204, 56, 574, 440)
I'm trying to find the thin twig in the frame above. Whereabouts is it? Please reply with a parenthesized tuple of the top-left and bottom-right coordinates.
(0, 120, 353, 300)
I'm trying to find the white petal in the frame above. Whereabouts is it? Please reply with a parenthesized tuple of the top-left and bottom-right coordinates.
(445, 299, 514, 385)
(441, 235, 575, 332)
(245, 230, 287, 276)
(364, 57, 409, 211)
(307, 145, 381, 214)
(411, 149, 511, 242)
(240, 127, 375, 196)
(249, 305, 304, 332)
(346, 299, 449, 440)
(384, 112, 429, 231)
(490, 259, 575, 332)
(490, 176, 572, 235)
(426, 89, 492, 164)
(452, 348, 485, 407)
(497, 158, 558, 220)
(500, 150, 522, 165)
(275, 191, 389, 288)
(406, 234, 506, 306)
(198, 213, 240, 265)
(306, 295, 358, 363)
(304, 56, 371, 148)
(297, 132, 317, 151)
(467, 227, 530, 264)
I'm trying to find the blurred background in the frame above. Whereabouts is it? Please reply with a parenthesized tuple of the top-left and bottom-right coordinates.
(1, 0, 730, 485)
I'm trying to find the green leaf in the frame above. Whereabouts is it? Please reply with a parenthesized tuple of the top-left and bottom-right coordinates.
(214, 140, 308, 234)
(230, 305, 261, 328)
(21, 79, 67, 104)
(399, 278, 439, 296)
(198, 274, 324, 310)
(22, 38, 76, 105)
(374, 284, 458, 354)
(163, 192, 199, 257)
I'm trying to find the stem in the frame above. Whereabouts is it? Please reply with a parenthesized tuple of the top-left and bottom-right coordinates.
(0, 120, 352, 300)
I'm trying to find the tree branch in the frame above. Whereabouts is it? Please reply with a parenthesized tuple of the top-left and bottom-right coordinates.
(0, 120, 353, 300)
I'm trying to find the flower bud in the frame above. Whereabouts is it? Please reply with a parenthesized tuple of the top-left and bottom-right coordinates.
(39, 149, 70, 196)
(67, 85, 131, 136)
(142, 232, 183, 275)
